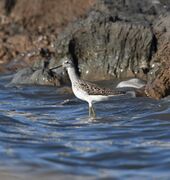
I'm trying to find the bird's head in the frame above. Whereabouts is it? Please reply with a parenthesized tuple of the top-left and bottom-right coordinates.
(62, 58, 74, 69)
(49, 57, 74, 71)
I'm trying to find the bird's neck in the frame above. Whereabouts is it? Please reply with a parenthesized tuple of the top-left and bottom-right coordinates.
(67, 67, 79, 84)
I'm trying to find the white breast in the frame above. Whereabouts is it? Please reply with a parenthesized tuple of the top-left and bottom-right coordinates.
(72, 84, 89, 102)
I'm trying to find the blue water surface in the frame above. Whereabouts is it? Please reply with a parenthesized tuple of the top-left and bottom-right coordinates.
(0, 74, 170, 180)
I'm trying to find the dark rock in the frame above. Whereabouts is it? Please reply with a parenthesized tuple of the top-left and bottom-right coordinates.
(10, 67, 61, 86)
(145, 38, 170, 99)
(8, 0, 170, 99)
(143, 12, 170, 99)
(52, 2, 157, 81)
(10, 67, 34, 84)
(4, 0, 16, 15)
(145, 65, 170, 99)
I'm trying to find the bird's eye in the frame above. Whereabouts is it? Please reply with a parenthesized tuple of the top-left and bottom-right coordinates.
(65, 61, 69, 64)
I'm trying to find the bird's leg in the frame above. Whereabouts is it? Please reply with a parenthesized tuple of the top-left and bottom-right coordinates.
(89, 105, 96, 118)
(89, 106, 92, 117)
(89, 103, 96, 118)
(91, 105, 96, 118)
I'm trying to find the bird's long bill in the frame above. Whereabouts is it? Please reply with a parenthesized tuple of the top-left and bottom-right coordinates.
(49, 65, 62, 71)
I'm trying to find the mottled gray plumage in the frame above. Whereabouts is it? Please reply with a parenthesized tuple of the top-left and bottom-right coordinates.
(77, 79, 124, 96)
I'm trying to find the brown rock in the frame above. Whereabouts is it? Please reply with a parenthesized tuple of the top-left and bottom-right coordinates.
(145, 66, 170, 99)
(10, 0, 95, 31)
(144, 13, 170, 99)
(145, 42, 170, 99)
(0, 0, 95, 73)
(7, 35, 33, 55)
(0, 43, 13, 65)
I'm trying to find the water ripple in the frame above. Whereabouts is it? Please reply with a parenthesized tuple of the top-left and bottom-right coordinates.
(0, 75, 170, 179)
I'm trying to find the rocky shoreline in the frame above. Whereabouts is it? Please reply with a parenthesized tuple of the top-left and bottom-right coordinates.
(0, 0, 94, 72)
(0, 0, 170, 99)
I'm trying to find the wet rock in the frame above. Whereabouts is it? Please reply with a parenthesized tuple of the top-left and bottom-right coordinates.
(145, 65, 170, 99)
(10, 48, 61, 86)
(10, 67, 61, 86)
(3, 0, 170, 99)
(30, 69, 61, 86)
(52, 2, 156, 81)
(10, 67, 34, 85)
(50, 0, 169, 99)
(145, 42, 170, 99)
(144, 12, 170, 99)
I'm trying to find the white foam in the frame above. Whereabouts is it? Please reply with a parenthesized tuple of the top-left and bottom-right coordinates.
(116, 78, 146, 89)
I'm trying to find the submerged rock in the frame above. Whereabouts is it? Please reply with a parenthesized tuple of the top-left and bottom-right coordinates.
(10, 67, 61, 86)
(10, 67, 34, 85)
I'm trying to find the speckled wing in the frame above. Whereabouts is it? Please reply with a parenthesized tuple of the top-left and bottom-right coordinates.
(78, 80, 125, 96)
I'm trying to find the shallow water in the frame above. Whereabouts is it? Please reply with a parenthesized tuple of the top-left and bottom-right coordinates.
(0, 74, 170, 180)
